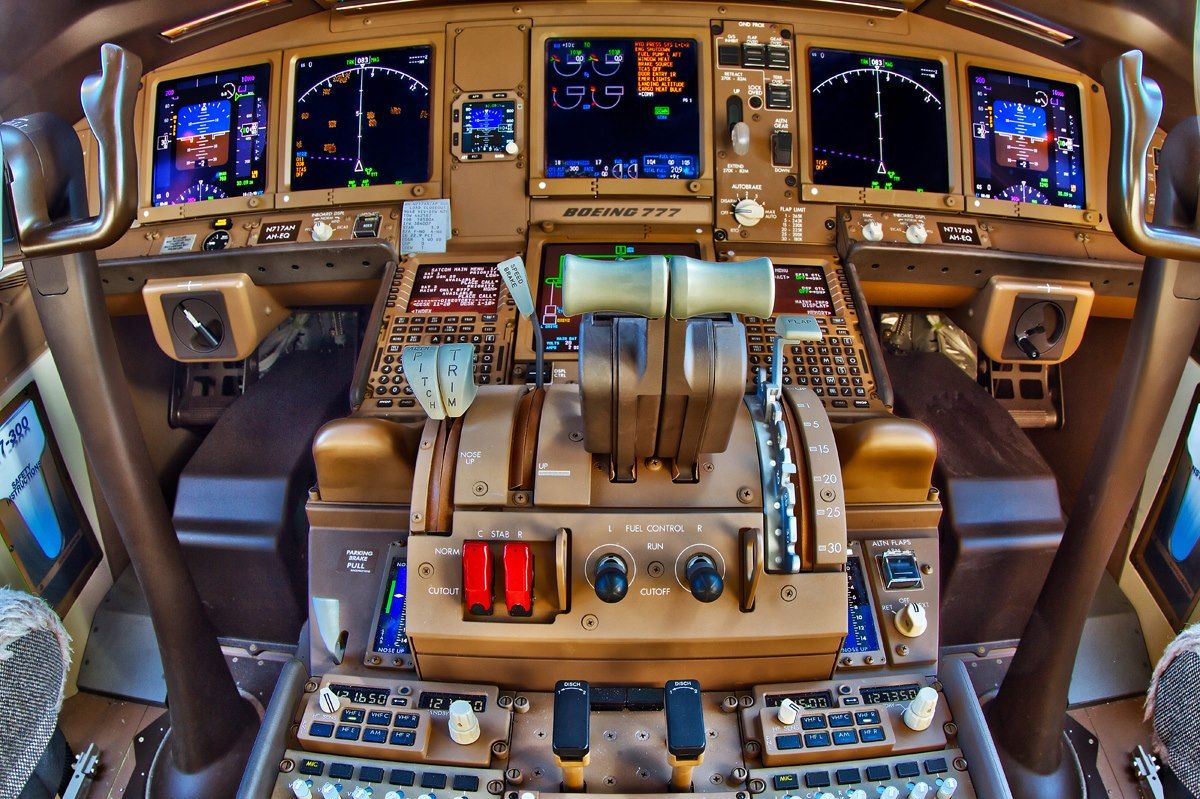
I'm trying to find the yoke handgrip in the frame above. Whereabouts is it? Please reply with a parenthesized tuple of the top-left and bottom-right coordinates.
(1102, 50, 1200, 261)
(17, 43, 141, 256)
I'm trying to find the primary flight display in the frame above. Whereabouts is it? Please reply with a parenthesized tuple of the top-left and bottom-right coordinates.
(808, 47, 950, 194)
(150, 64, 271, 206)
(290, 45, 433, 191)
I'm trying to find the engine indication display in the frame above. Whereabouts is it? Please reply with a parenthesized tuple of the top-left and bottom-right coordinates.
(290, 46, 432, 191)
(968, 67, 1086, 209)
(408, 263, 503, 314)
(773, 264, 834, 316)
(544, 38, 701, 179)
(808, 48, 949, 193)
(150, 64, 271, 207)
(537, 242, 701, 353)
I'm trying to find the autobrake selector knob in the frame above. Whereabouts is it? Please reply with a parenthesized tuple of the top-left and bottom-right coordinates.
(732, 198, 765, 227)
(685, 554, 723, 602)
(594, 554, 629, 603)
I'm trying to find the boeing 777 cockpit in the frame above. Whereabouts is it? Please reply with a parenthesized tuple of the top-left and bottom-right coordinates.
(1, 1, 1199, 798)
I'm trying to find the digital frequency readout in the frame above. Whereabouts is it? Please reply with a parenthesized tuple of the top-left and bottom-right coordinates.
(537, 243, 701, 353)
(773, 264, 834, 316)
(544, 38, 701, 179)
(969, 67, 1086, 208)
(291, 46, 432, 191)
(150, 64, 271, 206)
(809, 48, 949, 193)
(407, 263, 503, 314)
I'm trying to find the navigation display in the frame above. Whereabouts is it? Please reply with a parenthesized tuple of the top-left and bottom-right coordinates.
(291, 45, 432, 191)
(408, 263, 502, 314)
(809, 48, 949, 193)
(968, 67, 1086, 208)
(544, 38, 701, 179)
(462, 100, 517, 154)
(150, 64, 271, 206)
(773, 264, 834, 316)
(537, 242, 701, 353)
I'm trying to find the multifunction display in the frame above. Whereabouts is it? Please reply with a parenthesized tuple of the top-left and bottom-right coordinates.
(544, 38, 701, 179)
(968, 67, 1086, 208)
(150, 64, 271, 206)
(462, 100, 517, 154)
(809, 48, 949, 193)
(537, 242, 701, 353)
(773, 264, 834, 316)
(407, 263, 502, 314)
(290, 46, 432, 191)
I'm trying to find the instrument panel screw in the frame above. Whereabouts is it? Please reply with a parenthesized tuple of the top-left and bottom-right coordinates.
(785, 175, 797, 187)
(491, 740, 510, 759)
(721, 695, 739, 712)
(825, 219, 836, 231)
(737, 486, 755, 504)
(513, 695, 530, 713)
(740, 694, 755, 708)
(780, 585, 797, 602)
(304, 680, 319, 693)
(711, 23, 723, 35)
(504, 769, 522, 785)
(730, 767, 748, 784)
(488, 780, 506, 794)
(647, 561, 665, 578)
(513, 492, 529, 506)
(568, 431, 583, 442)
(954, 757, 969, 771)
(279, 759, 294, 773)
(581, 614, 599, 630)
(472, 481, 489, 496)
(418, 563, 434, 578)
(896, 645, 910, 656)
(943, 721, 958, 736)
(369, 655, 382, 665)
(498, 695, 514, 709)
(714, 229, 728, 241)
(411, 512, 422, 524)
(746, 781, 764, 795)
(921, 563, 933, 575)
(819, 487, 837, 502)
(703, 462, 715, 472)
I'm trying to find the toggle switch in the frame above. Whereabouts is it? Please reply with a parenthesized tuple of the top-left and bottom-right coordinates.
(903, 686, 939, 732)
(351, 787, 374, 799)
(321, 783, 343, 799)
(770, 131, 793, 167)
(504, 542, 534, 616)
(908, 783, 930, 799)
(290, 779, 314, 798)
(553, 680, 591, 791)
(881, 788, 900, 799)
(449, 699, 481, 745)
(463, 541, 494, 616)
(685, 554, 723, 602)
(593, 554, 629, 603)
(665, 679, 706, 791)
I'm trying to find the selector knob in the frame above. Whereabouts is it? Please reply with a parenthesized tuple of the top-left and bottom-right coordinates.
(449, 699, 481, 745)
(905, 223, 929, 244)
(290, 779, 314, 799)
(594, 554, 629, 603)
(317, 686, 342, 714)
(908, 783, 930, 799)
(505, 139, 520, 156)
(936, 778, 958, 798)
(894, 603, 928, 638)
(732, 198, 766, 227)
(685, 554, 724, 602)
(861, 220, 884, 241)
(903, 686, 940, 732)
(776, 697, 801, 725)
(312, 220, 334, 242)
(731, 121, 751, 157)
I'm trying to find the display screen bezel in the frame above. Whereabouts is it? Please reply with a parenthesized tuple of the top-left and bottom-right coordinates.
(528, 27, 714, 198)
(797, 39, 962, 211)
(138, 53, 283, 223)
(957, 56, 1098, 226)
(278, 35, 444, 209)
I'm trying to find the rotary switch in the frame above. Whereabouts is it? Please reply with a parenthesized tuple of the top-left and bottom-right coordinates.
(894, 602, 928, 638)
(311, 220, 334, 242)
(732, 198, 766, 227)
(905, 223, 929, 244)
(449, 699, 481, 745)
(861, 220, 884, 241)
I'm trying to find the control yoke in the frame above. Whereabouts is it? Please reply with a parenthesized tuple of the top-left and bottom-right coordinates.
(1102, 50, 1200, 260)
(2, 43, 139, 261)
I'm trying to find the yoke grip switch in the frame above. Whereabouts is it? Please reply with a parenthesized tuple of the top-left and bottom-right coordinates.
(665, 679, 706, 791)
(553, 680, 591, 791)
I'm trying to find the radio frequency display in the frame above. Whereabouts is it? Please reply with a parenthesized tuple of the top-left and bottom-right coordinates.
(150, 64, 271, 206)
(809, 48, 949, 193)
(408, 263, 502, 314)
(968, 67, 1086, 208)
(291, 46, 432, 191)
(544, 38, 700, 179)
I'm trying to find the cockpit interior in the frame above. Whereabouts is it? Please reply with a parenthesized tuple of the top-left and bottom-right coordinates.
(2, 1, 1200, 798)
